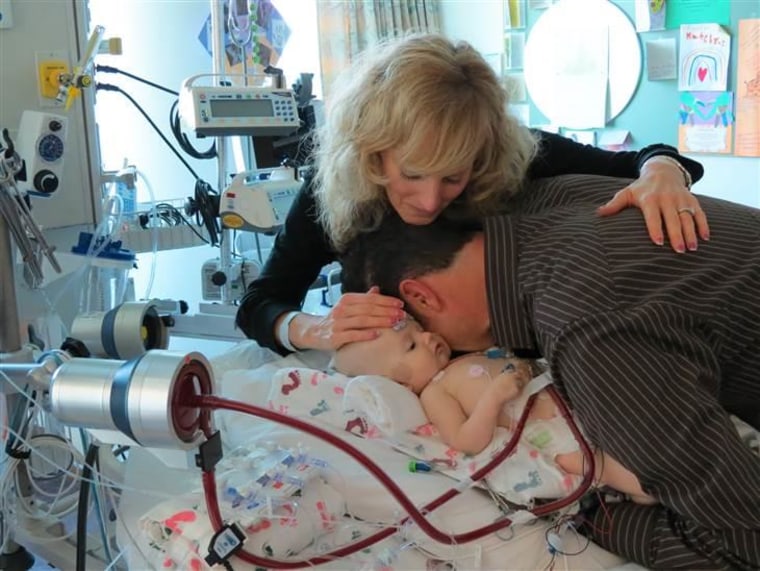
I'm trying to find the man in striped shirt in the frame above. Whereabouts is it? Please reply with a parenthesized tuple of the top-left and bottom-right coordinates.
(342, 174, 760, 569)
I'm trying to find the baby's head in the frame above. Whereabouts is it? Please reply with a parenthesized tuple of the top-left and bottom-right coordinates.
(332, 318, 451, 394)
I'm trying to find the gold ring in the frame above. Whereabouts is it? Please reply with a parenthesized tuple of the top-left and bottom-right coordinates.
(677, 207, 696, 216)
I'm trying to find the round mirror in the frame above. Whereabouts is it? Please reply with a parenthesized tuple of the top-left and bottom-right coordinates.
(523, 0, 642, 128)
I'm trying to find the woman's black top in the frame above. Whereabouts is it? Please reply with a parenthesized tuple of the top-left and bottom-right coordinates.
(235, 130, 704, 353)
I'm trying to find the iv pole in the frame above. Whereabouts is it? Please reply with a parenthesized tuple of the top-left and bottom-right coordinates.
(210, 0, 234, 305)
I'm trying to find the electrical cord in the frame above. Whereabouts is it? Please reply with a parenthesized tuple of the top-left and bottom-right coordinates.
(139, 202, 184, 227)
(76, 443, 99, 571)
(5, 387, 36, 460)
(131, 169, 159, 301)
(81, 430, 115, 565)
(95, 83, 201, 180)
(96, 82, 222, 246)
(95, 63, 216, 160)
(169, 99, 217, 160)
(139, 202, 212, 246)
(95, 64, 179, 96)
(189, 178, 221, 247)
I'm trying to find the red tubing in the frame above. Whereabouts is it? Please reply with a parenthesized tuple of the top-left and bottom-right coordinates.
(193, 385, 594, 569)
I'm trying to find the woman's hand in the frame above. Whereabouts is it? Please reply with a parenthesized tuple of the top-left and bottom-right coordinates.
(287, 286, 405, 352)
(597, 157, 710, 253)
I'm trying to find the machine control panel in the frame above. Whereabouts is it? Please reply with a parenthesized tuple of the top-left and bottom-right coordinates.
(179, 74, 300, 137)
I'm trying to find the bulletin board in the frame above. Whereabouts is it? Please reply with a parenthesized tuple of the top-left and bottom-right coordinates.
(519, 0, 759, 153)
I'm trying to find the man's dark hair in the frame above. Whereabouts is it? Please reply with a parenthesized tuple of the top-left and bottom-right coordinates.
(340, 211, 481, 296)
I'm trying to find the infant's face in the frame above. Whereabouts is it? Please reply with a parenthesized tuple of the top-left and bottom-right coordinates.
(335, 319, 451, 394)
(384, 319, 452, 394)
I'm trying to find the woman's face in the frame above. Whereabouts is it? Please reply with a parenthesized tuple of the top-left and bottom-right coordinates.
(380, 150, 472, 225)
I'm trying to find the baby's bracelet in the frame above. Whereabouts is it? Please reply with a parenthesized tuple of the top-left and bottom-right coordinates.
(277, 311, 300, 352)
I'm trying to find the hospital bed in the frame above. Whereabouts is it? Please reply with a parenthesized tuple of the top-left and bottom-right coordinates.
(113, 340, 646, 571)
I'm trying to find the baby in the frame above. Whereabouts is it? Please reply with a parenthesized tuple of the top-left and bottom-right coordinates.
(333, 317, 653, 504)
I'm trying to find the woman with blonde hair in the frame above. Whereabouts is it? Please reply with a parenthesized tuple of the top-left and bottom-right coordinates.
(236, 33, 707, 354)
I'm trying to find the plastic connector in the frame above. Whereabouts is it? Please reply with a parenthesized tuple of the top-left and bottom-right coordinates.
(204, 522, 246, 567)
(195, 431, 223, 472)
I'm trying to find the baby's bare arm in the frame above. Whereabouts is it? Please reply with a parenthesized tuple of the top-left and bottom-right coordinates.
(423, 360, 530, 455)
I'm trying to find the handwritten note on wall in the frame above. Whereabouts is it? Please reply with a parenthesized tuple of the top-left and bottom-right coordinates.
(678, 23, 730, 92)
(646, 38, 677, 80)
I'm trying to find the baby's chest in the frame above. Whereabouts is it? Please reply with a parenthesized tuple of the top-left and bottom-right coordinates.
(444, 358, 503, 410)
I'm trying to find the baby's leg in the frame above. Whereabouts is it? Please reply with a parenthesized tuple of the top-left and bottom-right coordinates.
(555, 450, 655, 505)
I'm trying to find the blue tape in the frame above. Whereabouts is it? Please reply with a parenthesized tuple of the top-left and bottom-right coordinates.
(110, 356, 143, 444)
(101, 306, 120, 358)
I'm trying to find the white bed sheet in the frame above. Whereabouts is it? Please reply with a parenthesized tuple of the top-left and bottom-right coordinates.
(117, 341, 630, 570)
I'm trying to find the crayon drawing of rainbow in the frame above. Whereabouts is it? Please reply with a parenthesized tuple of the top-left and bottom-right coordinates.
(680, 49, 728, 91)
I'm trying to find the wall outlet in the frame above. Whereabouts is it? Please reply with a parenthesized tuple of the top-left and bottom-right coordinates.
(35, 50, 69, 108)
(0, 0, 13, 29)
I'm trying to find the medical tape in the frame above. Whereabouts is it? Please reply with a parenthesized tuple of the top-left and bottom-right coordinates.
(508, 510, 537, 524)
(454, 477, 476, 492)
(524, 371, 552, 396)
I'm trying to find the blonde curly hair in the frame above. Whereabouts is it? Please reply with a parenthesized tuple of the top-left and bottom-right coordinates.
(314, 33, 538, 252)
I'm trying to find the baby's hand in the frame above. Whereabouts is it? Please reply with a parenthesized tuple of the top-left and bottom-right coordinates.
(490, 363, 530, 403)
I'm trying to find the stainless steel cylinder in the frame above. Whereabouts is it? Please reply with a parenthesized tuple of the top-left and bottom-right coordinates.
(70, 300, 169, 359)
(49, 350, 214, 449)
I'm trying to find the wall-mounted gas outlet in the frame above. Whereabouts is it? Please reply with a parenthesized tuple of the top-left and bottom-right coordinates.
(35, 50, 69, 107)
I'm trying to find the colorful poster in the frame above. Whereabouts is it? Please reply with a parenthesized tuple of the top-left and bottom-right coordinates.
(635, 0, 666, 32)
(678, 24, 730, 92)
(198, 0, 291, 82)
(678, 91, 734, 153)
(666, 0, 730, 28)
(734, 19, 760, 157)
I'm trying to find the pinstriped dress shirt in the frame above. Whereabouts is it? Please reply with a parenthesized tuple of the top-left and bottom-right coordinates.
(484, 175, 760, 569)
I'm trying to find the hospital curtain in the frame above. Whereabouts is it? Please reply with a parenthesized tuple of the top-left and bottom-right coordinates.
(316, 0, 440, 97)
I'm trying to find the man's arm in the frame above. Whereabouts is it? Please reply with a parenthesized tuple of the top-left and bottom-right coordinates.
(554, 312, 760, 567)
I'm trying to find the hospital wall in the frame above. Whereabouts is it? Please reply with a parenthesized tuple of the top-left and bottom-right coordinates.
(3, 1, 759, 349)
(439, 0, 760, 207)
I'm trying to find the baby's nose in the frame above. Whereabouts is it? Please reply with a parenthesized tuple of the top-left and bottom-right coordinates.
(420, 331, 440, 348)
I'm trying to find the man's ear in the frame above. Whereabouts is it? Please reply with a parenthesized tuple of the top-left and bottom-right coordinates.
(399, 278, 443, 317)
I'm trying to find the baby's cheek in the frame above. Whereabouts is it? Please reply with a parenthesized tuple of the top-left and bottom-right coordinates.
(389, 362, 412, 384)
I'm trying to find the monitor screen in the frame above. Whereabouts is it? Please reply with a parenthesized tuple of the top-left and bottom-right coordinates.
(209, 98, 275, 118)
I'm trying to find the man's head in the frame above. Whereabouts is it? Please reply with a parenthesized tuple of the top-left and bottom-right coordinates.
(332, 318, 451, 394)
(341, 213, 492, 351)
